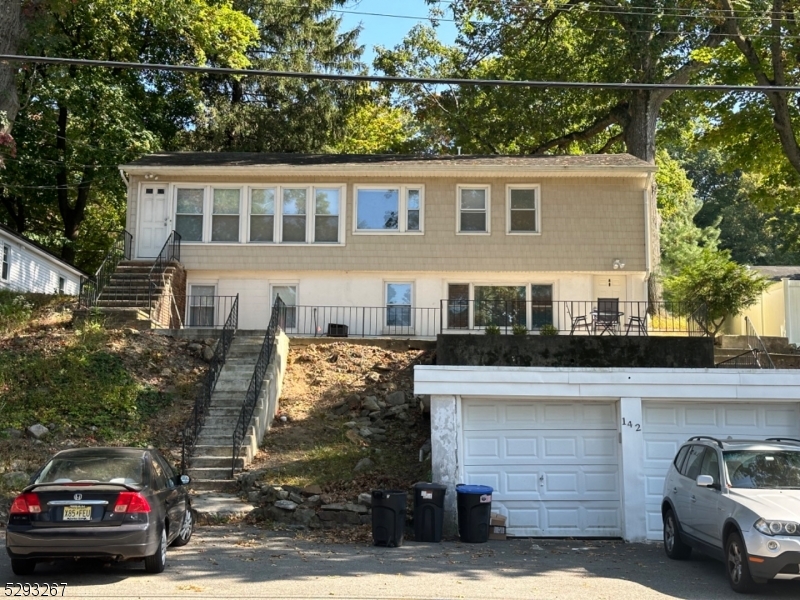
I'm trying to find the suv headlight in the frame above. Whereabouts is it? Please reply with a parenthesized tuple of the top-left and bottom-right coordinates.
(755, 519, 800, 536)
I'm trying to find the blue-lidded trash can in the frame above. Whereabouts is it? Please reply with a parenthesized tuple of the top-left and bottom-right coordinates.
(413, 482, 447, 542)
(456, 484, 493, 543)
(371, 490, 407, 547)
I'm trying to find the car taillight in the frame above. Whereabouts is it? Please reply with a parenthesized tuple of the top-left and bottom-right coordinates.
(113, 491, 151, 513)
(10, 493, 41, 514)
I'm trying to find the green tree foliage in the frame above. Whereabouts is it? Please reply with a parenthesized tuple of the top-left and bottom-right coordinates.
(664, 247, 770, 335)
(333, 88, 421, 154)
(0, 0, 259, 267)
(184, 0, 365, 152)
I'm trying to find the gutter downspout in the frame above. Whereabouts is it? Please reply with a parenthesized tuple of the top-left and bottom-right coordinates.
(643, 171, 654, 301)
(118, 168, 129, 187)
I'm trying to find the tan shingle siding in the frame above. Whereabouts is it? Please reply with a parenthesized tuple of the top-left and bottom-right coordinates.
(132, 175, 646, 272)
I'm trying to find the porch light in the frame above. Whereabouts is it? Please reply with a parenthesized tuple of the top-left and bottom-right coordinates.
(613, 259, 625, 270)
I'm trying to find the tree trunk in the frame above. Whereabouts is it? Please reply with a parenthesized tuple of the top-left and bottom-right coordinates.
(0, 0, 21, 131)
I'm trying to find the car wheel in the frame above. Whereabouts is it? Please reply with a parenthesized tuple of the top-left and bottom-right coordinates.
(726, 531, 757, 593)
(663, 509, 692, 560)
(144, 526, 167, 574)
(10, 558, 36, 576)
(171, 507, 193, 547)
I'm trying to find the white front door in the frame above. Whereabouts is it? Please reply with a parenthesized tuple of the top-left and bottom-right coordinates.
(594, 275, 627, 302)
(641, 401, 800, 541)
(138, 185, 170, 258)
(462, 399, 622, 537)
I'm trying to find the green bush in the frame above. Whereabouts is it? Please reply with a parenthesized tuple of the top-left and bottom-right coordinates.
(539, 324, 559, 336)
(512, 323, 528, 336)
(484, 324, 501, 335)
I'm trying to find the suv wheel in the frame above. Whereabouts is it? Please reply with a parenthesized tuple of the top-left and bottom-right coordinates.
(726, 531, 757, 593)
(663, 509, 692, 560)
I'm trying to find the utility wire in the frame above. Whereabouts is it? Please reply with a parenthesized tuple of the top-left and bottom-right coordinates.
(1, 54, 798, 93)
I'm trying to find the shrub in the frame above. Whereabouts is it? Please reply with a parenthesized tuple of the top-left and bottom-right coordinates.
(539, 324, 559, 336)
(512, 323, 528, 336)
(484, 324, 501, 335)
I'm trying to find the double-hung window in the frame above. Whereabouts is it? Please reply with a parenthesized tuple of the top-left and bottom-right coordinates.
(248, 186, 343, 244)
(386, 282, 413, 329)
(211, 189, 241, 242)
(457, 186, 490, 234)
(507, 185, 540, 234)
(354, 186, 423, 233)
(1, 245, 8, 281)
(175, 188, 205, 242)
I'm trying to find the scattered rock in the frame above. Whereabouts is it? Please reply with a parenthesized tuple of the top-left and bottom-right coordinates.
(302, 485, 322, 496)
(274, 500, 298, 511)
(294, 507, 316, 527)
(202, 346, 215, 362)
(247, 491, 260, 504)
(305, 495, 321, 506)
(27, 423, 49, 440)
(320, 503, 348, 511)
(362, 396, 380, 411)
(344, 421, 358, 429)
(160, 368, 172, 377)
(288, 492, 304, 504)
(344, 503, 368, 514)
(358, 492, 372, 507)
(365, 372, 380, 383)
(187, 343, 203, 354)
(385, 391, 406, 406)
(354, 457, 375, 472)
(277, 490, 289, 500)
(358, 428, 373, 438)
(3, 428, 22, 439)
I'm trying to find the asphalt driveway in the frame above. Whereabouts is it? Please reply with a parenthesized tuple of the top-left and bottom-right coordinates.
(2, 526, 799, 599)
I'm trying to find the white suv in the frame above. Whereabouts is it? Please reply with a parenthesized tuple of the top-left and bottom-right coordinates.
(661, 436, 800, 593)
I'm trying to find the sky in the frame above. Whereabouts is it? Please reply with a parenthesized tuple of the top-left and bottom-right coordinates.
(337, 0, 459, 69)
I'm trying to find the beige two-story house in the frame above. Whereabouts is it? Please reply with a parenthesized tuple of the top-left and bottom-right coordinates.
(120, 153, 656, 333)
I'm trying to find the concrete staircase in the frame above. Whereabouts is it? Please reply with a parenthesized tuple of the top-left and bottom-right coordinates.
(94, 261, 154, 309)
(187, 335, 265, 491)
(715, 335, 800, 368)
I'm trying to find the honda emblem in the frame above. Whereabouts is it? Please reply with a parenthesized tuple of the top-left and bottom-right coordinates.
(74, 493, 82, 501)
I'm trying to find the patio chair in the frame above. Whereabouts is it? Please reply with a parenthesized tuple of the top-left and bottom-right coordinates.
(566, 302, 591, 335)
(595, 297, 621, 335)
(625, 302, 648, 336)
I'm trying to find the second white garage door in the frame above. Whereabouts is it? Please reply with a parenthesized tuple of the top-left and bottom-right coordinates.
(642, 401, 800, 541)
(461, 399, 621, 537)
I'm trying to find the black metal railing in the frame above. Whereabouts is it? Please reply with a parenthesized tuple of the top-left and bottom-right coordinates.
(78, 230, 132, 308)
(439, 300, 710, 337)
(169, 295, 239, 329)
(716, 349, 762, 369)
(148, 231, 181, 321)
(746, 315, 775, 368)
(286, 305, 440, 338)
(231, 296, 286, 477)
(180, 293, 239, 473)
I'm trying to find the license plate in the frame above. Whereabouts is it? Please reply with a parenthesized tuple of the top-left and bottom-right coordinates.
(62, 505, 92, 521)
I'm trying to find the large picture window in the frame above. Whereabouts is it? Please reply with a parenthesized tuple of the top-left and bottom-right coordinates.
(507, 185, 540, 234)
(474, 285, 526, 328)
(447, 283, 555, 331)
(175, 188, 204, 241)
(355, 186, 423, 233)
(458, 186, 490, 233)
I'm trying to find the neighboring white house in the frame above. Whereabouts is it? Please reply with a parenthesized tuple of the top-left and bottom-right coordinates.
(721, 266, 800, 345)
(0, 223, 85, 295)
(415, 365, 800, 542)
(119, 152, 658, 332)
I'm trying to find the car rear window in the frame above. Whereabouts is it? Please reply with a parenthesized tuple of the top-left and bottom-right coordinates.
(35, 455, 145, 485)
(724, 450, 800, 489)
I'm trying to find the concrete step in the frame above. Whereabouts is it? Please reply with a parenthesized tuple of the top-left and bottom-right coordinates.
(187, 466, 236, 480)
(191, 455, 244, 469)
(190, 479, 237, 492)
(718, 335, 794, 354)
(196, 434, 250, 446)
(193, 445, 234, 457)
(207, 407, 248, 418)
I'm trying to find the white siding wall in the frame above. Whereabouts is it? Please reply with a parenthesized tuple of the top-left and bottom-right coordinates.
(0, 233, 81, 295)
(184, 269, 648, 331)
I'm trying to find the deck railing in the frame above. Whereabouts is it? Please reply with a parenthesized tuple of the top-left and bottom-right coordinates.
(439, 300, 710, 336)
(78, 230, 132, 308)
(287, 305, 440, 338)
(180, 294, 238, 473)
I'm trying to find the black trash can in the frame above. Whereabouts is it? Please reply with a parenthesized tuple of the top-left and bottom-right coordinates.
(371, 490, 407, 547)
(456, 484, 493, 543)
(413, 482, 447, 542)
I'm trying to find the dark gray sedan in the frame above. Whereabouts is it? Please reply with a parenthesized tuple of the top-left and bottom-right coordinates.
(5, 447, 193, 575)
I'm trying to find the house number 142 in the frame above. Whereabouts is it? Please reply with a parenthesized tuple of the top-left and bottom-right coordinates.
(621, 418, 641, 431)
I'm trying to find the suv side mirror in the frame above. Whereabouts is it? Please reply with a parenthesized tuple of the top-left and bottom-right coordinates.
(696, 474, 715, 488)
(176, 474, 191, 486)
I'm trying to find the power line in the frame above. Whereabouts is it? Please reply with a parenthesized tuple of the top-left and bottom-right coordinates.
(0, 54, 797, 93)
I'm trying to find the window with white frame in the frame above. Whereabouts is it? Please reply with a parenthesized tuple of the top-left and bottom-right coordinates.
(386, 282, 413, 328)
(188, 284, 216, 327)
(175, 188, 204, 241)
(1, 244, 8, 280)
(211, 189, 241, 242)
(355, 186, 423, 233)
(247, 186, 343, 244)
(458, 186, 490, 233)
(446, 283, 554, 331)
(58, 277, 65, 294)
(271, 284, 297, 329)
(507, 185, 540, 234)
(249, 188, 275, 242)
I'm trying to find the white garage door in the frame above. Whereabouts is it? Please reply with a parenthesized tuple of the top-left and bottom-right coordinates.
(462, 399, 621, 537)
(642, 401, 800, 541)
